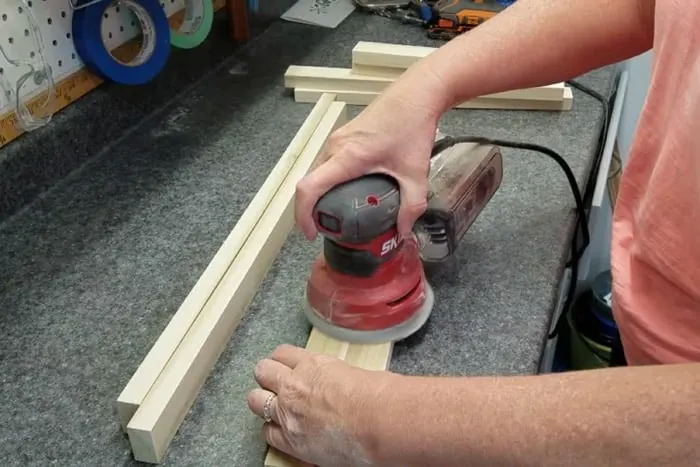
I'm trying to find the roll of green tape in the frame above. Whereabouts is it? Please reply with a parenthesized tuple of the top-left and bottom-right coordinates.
(170, 0, 214, 49)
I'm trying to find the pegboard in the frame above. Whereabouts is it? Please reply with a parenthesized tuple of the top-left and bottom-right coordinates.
(0, 0, 186, 114)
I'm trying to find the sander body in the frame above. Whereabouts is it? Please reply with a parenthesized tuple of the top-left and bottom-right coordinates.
(304, 141, 503, 343)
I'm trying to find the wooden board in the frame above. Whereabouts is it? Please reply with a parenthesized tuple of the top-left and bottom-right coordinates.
(350, 64, 404, 79)
(125, 97, 348, 464)
(115, 93, 337, 431)
(285, 65, 566, 102)
(263, 328, 394, 467)
(285, 65, 394, 94)
(0, 0, 226, 150)
(294, 86, 574, 111)
(351, 40, 437, 69)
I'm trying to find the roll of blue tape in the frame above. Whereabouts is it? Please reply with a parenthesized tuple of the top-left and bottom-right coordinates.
(72, 0, 171, 85)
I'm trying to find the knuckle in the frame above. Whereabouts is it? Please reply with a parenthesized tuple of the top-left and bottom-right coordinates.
(408, 199, 428, 213)
(327, 130, 343, 147)
(295, 178, 311, 196)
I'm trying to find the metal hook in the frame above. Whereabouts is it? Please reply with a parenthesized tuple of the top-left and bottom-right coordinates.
(69, 0, 107, 10)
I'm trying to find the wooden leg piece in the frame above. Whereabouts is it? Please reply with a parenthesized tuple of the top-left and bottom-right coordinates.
(124, 95, 347, 464)
(115, 94, 337, 432)
(293, 86, 574, 111)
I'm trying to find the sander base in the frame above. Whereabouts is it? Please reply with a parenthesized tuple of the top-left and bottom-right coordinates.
(303, 281, 435, 344)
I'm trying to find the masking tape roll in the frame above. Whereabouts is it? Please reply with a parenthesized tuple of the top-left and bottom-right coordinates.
(72, 0, 171, 85)
(170, 0, 214, 49)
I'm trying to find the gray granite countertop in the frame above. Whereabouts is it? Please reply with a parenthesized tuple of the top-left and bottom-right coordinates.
(0, 12, 616, 467)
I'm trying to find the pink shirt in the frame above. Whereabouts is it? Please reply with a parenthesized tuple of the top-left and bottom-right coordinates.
(611, 1, 700, 365)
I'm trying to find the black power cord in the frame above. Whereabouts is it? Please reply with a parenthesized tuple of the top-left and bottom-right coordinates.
(431, 79, 613, 347)
(431, 136, 589, 332)
(547, 79, 613, 341)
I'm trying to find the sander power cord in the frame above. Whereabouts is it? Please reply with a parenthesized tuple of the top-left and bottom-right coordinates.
(430, 78, 615, 353)
(430, 134, 589, 344)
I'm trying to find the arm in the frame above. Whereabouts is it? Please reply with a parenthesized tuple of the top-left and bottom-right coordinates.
(385, 0, 656, 113)
(366, 363, 700, 466)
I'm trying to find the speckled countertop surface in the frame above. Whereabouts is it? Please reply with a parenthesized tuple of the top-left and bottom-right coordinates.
(0, 12, 616, 466)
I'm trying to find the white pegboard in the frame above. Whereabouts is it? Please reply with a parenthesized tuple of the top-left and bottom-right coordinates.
(0, 0, 185, 113)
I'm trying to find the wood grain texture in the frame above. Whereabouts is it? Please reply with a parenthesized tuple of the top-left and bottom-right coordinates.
(126, 97, 347, 464)
(294, 86, 574, 111)
(286, 65, 566, 102)
(116, 93, 336, 431)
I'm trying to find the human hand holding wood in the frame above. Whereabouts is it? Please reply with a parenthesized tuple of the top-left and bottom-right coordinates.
(247, 344, 394, 467)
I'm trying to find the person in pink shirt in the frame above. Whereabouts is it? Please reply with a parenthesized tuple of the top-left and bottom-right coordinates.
(248, 0, 700, 464)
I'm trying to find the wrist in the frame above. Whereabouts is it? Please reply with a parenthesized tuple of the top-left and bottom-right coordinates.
(383, 60, 455, 120)
(356, 371, 407, 465)
(359, 372, 429, 466)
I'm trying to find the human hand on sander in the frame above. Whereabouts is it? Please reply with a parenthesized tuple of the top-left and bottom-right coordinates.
(294, 79, 448, 241)
(247, 1, 700, 466)
(246, 67, 449, 467)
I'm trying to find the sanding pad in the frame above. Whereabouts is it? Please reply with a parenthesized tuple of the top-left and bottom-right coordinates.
(302, 280, 435, 344)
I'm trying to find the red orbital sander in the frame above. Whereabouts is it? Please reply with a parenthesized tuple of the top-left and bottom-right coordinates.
(304, 141, 503, 344)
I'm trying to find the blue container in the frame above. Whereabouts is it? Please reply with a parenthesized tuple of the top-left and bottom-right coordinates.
(590, 270, 618, 341)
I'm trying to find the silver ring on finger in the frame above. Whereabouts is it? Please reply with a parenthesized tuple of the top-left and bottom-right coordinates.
(263, 393, 277, 423)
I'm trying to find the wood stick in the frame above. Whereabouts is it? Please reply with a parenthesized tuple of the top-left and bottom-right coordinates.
(263, 328, 393, 466)
(285, 65, 394, 94)
(294, 87, 574, 111)
(351, 41, 437, 69)
(350, 64, 404, 79)
(115, 94, 337, 431)
(285, 65, 566, 101)
(125, 98, 348, 464)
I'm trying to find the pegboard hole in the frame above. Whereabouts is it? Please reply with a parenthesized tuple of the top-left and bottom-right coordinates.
(58, 60, 62, 67)
(8, 37, 13, 45)
(47, 18, 52, 25)
(27, 1, 33, 6)
(1, 14, 6, 21)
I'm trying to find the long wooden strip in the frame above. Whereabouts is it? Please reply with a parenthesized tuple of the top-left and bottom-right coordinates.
(286, 65, 565, 102)
(285, 65, 393, 93)
(126, 99, 348, 464)
(294, 87, 574, 111)
(264, 329, 394, 467)
(115, 93, 337, 431)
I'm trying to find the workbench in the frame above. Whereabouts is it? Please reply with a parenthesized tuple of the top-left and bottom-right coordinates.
(0, 11, 619, 466)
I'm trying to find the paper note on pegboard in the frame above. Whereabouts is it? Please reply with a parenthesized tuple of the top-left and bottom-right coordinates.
(281, 0, 355, 28)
